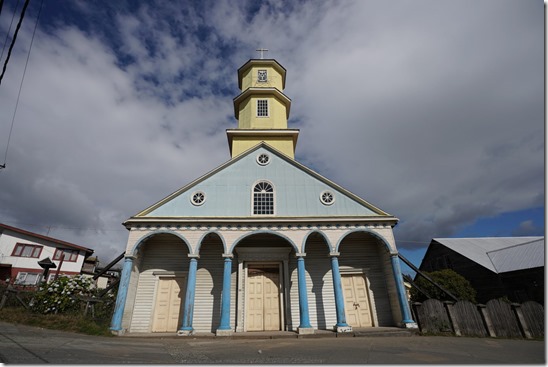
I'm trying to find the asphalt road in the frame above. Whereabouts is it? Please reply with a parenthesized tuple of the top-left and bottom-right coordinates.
(0, 322, 544, 364)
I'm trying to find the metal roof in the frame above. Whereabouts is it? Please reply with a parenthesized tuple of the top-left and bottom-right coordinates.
(432, 237, 544, 273)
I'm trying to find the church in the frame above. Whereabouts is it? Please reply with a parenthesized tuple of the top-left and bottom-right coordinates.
(110, 54, 416, 336)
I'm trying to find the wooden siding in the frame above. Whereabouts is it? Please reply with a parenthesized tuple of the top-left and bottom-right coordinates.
(129, 234, 189, 333)
(194, 238, 224, 332)
(301, 240, 336, 329)
(338, 234, 395, 326)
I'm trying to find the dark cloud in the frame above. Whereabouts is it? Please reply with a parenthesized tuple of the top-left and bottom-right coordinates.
(0, 0, 543, 261)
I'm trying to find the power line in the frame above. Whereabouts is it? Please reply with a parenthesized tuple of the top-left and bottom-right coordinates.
(0, 0, 21, 62)
(0, 0, 29, 85)
(1, 0, 43, 169)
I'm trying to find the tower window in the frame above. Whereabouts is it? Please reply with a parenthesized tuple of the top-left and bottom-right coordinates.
(253, 181, 274, 215)
(258, 70, 268, 82)
(257, 99, 269, 117)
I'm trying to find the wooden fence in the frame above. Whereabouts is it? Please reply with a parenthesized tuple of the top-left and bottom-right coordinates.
(412, 299, 544, 339)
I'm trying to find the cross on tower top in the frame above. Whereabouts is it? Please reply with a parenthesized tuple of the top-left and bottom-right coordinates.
(255, 48, 268, 59)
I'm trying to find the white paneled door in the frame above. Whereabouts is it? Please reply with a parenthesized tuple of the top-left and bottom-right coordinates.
(246, 264, 281, 331)
(152, 276, 186, 332)
(342, 274, 373, 327)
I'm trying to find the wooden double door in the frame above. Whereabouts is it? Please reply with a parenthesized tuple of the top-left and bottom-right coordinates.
(152, 276, 186, 332)
(342, 274, 373, 327)
(246, 264, 281, 331)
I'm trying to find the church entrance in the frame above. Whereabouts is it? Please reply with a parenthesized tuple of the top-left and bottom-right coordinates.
(342, 274, 373, 327)
(246, 263, 281, 331)
(152, 276, 186, 332)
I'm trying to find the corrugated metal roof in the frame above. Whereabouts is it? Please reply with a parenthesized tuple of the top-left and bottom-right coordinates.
(487, 238, 544, 273)
(432, 237, 544, 273)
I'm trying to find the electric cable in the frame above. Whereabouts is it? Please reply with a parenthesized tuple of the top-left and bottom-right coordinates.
(1, 0, 43, 169)
(0, 0, 21, 62)
(0, 0, 29, 85)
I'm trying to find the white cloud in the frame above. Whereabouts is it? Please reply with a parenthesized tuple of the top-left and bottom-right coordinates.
(0, 0, 543, 261)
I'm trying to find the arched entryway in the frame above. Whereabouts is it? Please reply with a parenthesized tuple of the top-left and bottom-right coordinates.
(194, 233, 225, 332)
(232, 232, 297, 332)
(128, 233, 190, 333)
(337, 231, 399, 327)
(302, 231, 335, 330)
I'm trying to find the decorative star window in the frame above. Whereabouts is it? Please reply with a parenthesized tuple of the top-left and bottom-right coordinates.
(191, 191, 206, 206)
(256, 153, 270, 166)
(258, 70, 268, 82)
(320, 191, 335, 206)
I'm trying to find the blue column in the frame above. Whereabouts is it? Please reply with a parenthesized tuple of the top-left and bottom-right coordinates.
(217, 256, 232, 331)
(330, 253, 349, 328)
(390, 254, 415, 324)
(110, 256, 134, 332)
(297, 256, 312, 329)
(179, 257, 198, 334)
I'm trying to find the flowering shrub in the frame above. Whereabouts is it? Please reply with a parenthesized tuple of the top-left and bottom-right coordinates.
(30, 275, 96, 314)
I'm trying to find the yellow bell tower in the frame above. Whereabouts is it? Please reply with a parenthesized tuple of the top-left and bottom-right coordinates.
(227, 50, 299, 159)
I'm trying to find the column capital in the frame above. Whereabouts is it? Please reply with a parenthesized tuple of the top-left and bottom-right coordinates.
(295, 253, 306, 257)
(222, 253, 234, 259)
(188, 254, 200, 259)
(390, 252, 399, 258)
(124, 255, 137, 261)
(329, 252, 340, 257)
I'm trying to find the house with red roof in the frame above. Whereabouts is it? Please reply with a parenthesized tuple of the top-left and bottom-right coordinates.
(0, 223, 94, 286)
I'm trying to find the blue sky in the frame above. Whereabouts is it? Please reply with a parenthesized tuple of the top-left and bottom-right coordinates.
(0, 0, 544, 269)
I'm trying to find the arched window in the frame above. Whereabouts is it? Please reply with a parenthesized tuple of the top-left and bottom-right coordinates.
(253, 181, 274, 215)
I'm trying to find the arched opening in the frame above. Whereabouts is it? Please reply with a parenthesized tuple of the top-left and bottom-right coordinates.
(128, 233, 190, 333)
(194, 232, 225, 333)
(338, 231, 399, 327)
(232, 232, 296, 332)
(302, 231, 335, 330)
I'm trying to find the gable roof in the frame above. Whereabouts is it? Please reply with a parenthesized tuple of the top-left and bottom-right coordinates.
(429, 237, 544, 273)
(0, 223, 94, 254)
(129, 142, 394, 221)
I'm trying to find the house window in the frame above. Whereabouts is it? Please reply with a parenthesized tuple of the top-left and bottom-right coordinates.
(253, 181, 274, 215)
(53, 248, 79, 262)
(14, 272, 41, 285)
(12, 243, 42, 258)
(257, 99, 268, 117)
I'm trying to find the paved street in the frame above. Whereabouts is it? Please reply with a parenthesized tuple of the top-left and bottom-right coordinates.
(0, 322, 544, 364)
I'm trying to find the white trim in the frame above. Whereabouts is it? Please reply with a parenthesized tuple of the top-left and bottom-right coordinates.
(320, 190, 335, 206)
(251, 180, 276, 216)
(256, 153, 271, 166)
(190, 191, 206, 206)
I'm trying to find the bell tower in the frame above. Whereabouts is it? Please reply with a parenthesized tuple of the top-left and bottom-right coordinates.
(227, 50, 299, 159)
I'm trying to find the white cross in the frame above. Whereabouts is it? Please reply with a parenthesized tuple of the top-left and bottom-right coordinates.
(256, 48, 268, 59)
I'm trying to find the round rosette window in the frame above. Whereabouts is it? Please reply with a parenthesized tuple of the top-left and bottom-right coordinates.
(191, 191, 206, 206)
(256, 153, 270, 166)
(320, 190, 335, 205)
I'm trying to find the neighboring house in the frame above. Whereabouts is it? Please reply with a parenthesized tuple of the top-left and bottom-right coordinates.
(418, 237, 544, 304)
(0, 223, 94, 286)
(110, 57, 416, 336)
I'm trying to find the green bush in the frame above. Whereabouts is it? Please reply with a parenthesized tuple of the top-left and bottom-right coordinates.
(410, 269, 477, 303)
(30, 275, 97, 314)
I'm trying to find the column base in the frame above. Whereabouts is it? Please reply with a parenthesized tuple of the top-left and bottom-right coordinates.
(177, 329, 193, 336)
(216, 329, 233, 336)
(334, 325, 353, 333)
(297, 327, 315, 335)
(110, 329, 125, 336)
(402, 321, 418, 329)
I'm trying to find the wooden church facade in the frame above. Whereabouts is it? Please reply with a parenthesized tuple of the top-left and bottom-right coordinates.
(110, 57, 416, 336)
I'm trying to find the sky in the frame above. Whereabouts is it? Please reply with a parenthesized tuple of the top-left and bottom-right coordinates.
(0, 0, 544, 273)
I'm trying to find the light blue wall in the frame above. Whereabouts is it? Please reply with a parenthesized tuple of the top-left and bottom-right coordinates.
(146, 147, 380, 218)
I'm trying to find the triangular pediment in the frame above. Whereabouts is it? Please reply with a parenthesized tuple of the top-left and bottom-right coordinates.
(131, 143, 393, 220)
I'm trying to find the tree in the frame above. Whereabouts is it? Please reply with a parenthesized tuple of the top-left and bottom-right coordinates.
(410, 269, 477, 303)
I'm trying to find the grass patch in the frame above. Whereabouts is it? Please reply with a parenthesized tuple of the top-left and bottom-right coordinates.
(0, 307, 113, 336)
